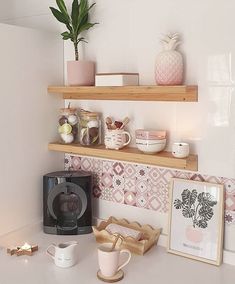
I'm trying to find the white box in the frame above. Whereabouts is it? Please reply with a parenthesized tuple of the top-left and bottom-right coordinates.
(95, 73, 139, 86)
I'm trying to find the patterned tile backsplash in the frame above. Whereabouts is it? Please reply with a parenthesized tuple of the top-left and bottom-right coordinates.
(65, 154, 235, 225)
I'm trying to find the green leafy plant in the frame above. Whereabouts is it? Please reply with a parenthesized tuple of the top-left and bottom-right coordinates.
(50, 0, 98, 61)
(174, 189, 217, 229)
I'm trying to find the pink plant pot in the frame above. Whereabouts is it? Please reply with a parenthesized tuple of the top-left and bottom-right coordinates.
(185, 225, 204, 243)
(67, 60, 95, 86)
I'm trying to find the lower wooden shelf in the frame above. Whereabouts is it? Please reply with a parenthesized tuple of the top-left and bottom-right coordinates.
(48, 142, 198, 171)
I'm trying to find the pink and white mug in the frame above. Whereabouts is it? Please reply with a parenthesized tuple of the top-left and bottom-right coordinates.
(98, 244, 131, 277)
(104, 129, 131, 150)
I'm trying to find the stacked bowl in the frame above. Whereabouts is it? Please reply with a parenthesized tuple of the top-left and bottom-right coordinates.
(135, 129, 166, 154)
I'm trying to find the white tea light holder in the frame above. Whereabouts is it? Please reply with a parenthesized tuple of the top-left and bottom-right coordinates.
(172, 142, 189, 158)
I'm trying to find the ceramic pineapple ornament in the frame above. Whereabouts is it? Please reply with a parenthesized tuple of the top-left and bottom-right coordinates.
(155, 33, 184, 85)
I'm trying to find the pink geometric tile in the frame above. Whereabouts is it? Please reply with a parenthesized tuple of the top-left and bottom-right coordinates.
(81, 157, 93, 171)
(101, 172, 113, 188)
(226, 195, 235, 211)
(124, 178, 136, 192)
(124, 164, 136, 178)
(102, 161, 113, 174)
(124, 191, 136, 206)
(203, 175, 222, 184)
(161, 198, 169, 213)
(135, 165, 150, 180)
(113, 162, 125, 175)
(148, 180, 167, 195)
(148, 168, 161, 184)
(147, 182, 168, 213)
(64, 153, 71, 162)
(93, 159, 102, 172)
(225, 210, 235, 225)
(189, 174, 206, 182)
(136, 180, 148, 194)
(92, 160, 103, 177)
(92, 173, 102, 191)
(100, 187, 114, 201)
(222, 178, 235, 194)
(113, 175, 125, 191)
(158, 168, 174, 182)
(93, 186, 101, 198)
(148, 196, 161, 211)
(65, 154, 235, 223)
(136, 193, 148, 208)
(64, 154, 72, 170)
(71, 156, 81, 170)
(113, 189, 124, 203)
(174, 170, 191, 179)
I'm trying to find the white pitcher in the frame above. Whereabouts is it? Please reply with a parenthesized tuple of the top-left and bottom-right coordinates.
(47, 241, 78, 268)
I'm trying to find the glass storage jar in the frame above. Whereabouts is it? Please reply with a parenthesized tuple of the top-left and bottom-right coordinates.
(79, 110, 101, 146)
(58, 106, 78, 144)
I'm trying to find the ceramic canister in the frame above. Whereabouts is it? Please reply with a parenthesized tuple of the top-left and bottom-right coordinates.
(172, 142, 190, 158)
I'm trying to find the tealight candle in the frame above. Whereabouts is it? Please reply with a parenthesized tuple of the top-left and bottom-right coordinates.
(7, 243, 38, 256)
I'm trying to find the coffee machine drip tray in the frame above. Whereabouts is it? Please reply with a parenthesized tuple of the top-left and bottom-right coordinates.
(55, 193, 82, 235)
(43, 171, 92, 235)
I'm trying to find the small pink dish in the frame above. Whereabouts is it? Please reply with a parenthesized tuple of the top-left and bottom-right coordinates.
(135, 129, 166, 140)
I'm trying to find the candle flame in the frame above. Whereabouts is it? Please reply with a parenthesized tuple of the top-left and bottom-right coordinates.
(21, 243, 32, 250)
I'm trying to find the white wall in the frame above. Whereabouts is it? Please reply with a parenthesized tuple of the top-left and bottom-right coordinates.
(0, 0, 72, 32)
(63, 0, 235, 253)
(0, 23, 64, 235)
(64, 0, 235, 179)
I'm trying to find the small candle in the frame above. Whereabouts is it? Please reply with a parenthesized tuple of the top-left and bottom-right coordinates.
(7, 243, 38, 256)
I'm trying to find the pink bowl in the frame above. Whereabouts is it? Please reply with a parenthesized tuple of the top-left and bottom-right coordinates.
(135, 129, 166, 140)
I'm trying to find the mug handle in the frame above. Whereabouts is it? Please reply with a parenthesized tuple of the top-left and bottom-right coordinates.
(123, 131, 131, 147)
(46, 244, 56, 259)
(117, 249, 131, 271)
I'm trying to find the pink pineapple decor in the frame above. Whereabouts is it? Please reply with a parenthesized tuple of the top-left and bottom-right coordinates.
(155, 33, 184, 85)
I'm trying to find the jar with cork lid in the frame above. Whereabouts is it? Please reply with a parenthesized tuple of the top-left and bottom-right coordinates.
(79, 110, 101, 146)
(58, 104, 78, 144)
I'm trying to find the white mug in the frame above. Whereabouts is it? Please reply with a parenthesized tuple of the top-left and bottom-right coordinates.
(105, 129, 131, 150)
(47, 241, 78, 268)
(172, 142, 190, 158)
(98, 244, 131, 277)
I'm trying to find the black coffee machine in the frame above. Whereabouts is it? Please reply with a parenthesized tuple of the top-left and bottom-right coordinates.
(43, 171, 92, 235)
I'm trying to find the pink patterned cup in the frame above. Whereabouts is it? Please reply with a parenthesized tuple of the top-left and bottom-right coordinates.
(98, 244, 131, 277)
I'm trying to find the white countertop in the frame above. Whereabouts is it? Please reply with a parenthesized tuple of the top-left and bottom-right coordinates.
(0, 224, 234, 284)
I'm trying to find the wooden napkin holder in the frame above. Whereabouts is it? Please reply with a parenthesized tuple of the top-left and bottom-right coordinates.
(92, 216, 161, 255)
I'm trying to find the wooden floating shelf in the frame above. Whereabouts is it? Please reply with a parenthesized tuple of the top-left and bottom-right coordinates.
(48, 143, 198, 171)
(48, 85, 198, 102)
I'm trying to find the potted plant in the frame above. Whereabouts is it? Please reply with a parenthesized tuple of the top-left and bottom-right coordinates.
(174, 189, 217, 243)
(50, 0, 98, 86)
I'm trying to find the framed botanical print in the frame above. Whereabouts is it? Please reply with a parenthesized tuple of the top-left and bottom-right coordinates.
(167, 178, 224, 266)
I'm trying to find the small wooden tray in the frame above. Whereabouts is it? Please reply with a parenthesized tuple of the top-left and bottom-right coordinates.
(92, 216, 161, 255)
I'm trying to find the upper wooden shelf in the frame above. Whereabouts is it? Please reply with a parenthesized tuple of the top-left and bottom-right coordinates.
(48, 85, 198, 102)
(48, 142, 198, 171)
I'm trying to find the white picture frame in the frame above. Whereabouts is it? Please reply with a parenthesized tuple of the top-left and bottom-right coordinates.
(167, 178, 224, 266)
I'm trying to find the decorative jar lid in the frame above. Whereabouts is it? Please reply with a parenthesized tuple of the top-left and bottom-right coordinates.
(59, 107, 77, 115)
(80, 109, 100, 118)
